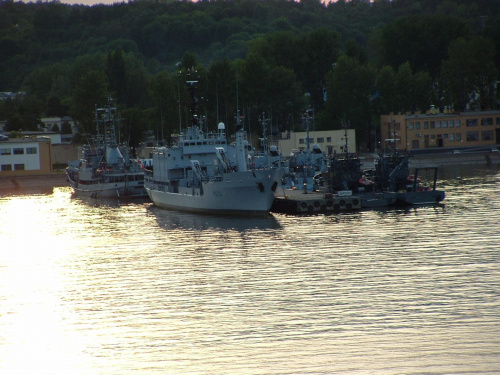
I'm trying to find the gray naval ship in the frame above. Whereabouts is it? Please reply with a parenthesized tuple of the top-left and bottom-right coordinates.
(144, 80, 282, 216)
(66, 101, 146, 199)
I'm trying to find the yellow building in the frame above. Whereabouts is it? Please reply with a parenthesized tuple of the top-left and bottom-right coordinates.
(380, 110, 500, 151)
(277, 129, 356, 156)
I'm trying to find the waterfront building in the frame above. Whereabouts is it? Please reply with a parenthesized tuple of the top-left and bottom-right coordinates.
(380, 109, 500, 151)
(277, 129, 356, 156)
(0, 117, 77, 143)
(40, 116, 77, 142)
(0, 136, 53, 176)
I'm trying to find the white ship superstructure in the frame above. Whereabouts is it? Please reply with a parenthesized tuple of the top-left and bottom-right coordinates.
(144, 80, 281, 215)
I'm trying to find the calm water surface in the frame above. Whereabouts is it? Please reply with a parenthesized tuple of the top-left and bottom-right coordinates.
(1, 164, 499, 374)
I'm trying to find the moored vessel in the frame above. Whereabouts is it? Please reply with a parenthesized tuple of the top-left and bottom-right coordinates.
(66, 100, 146, 198)
(144, 79, 282, 215)
(316, 127, 445, 208)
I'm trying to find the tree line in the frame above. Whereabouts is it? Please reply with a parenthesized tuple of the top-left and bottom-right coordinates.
(0, 0, 499, 150)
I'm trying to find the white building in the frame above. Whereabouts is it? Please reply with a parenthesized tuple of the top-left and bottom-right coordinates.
(21, 131, 63, 144)
(40, 116, 77, 138)
(0, 137, 53, 176)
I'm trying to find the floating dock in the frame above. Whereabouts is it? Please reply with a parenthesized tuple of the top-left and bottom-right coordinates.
(272, 189, 362, 214)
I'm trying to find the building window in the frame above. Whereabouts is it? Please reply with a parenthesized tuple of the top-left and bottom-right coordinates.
(1, 164, 12, 171)
(442, 120, 448, 128)
(443, 134, 448, 138)
(13, 148, 24, 155)
(316, 137, 324, 143)
(409, 122, 414, 130)
(326, 137, 332, 142)
(450, 134, 455, 141)
(26, 147, 37, 154)
(299, 139, 305, 144)
(14, 164, 25, 170)
(466, 119, 478, 127)
(482, 130, 494, 141)
(456, 133, 461, 141)
(466, 131, 479, 141)
(481, 118, 493, 126)
(496, 117, 500, 125)
(455, 120, 461, 127)
(416, 122, 421, 129)
(436, 121, 441, 128)
(0, 148, 11, 155)
(424, 121, 429, 129)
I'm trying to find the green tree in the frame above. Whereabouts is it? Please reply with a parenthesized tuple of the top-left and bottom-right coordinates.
(61, 121, 73, 134)
(180, 52, 198, 72)
(375, 15, 469, 77)
(298, 28, 341, 114)
(441, 36, 498, 111)
(324, 55, 375, 132)
(394, 62, 413, 113)
(4, 96, 43, 132)
(70, 70, 108, 135)
(373, 65, 396, 116)
(46, 96, 69, 116)
(121, 106, 147, 149)
(412, 70, 432, 113)
(148, 70, 179, 144)
(207, 59, 237, 128)
(106, 49, 127, 106)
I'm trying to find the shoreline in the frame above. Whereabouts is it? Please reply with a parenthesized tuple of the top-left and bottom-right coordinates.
(0, 173, 68, 193)
(1, 152, 498, 194)
(359, 150, 500, 169)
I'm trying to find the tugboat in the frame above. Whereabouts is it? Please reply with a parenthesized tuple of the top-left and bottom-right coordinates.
(318, 127, 445, 207)
(143, 78, 282, 215)
(368, 149, 445, 205)
(66, 99, 146, 198)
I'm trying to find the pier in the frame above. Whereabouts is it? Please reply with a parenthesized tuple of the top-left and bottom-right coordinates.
(272, 188, 362, 214)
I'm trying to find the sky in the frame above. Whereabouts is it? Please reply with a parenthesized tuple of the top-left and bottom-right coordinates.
(27, 0, 336, 7)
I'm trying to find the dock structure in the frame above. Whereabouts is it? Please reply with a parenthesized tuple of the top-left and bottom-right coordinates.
(272, 189, 362, 214)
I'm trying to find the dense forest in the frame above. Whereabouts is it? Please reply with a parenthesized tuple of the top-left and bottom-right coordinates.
(1, 0, 499, 149)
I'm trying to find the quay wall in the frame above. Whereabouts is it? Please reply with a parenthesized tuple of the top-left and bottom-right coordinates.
(360, 151, 500, 170)
(0, 173, 67, 193)
(1, 151, 498, 194)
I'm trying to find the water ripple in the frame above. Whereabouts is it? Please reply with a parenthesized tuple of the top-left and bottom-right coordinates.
(0, 165, 499, 374)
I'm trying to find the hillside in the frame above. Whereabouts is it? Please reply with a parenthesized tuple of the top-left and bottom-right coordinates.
(1, 0, 499, 147)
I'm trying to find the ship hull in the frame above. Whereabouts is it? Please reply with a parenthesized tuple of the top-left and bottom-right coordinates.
(396, 190, 445, 205)
(66, 170, 146, 199)
(145, 169, 281, 215)
(69, 183, 146, 198)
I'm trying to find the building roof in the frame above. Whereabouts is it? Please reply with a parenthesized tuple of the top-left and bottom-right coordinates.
(404, 109, 500, 120)
(0, 136, 51, 144)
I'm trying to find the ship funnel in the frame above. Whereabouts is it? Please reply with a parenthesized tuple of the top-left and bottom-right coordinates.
(218, 122, 226, 139)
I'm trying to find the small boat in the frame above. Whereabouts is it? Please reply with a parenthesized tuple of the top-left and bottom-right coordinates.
(66, 100, 146, 198)
(144, 78, 282, 216)
(371, 151, 445, 206)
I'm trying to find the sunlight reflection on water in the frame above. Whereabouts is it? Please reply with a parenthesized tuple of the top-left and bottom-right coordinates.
(1, 165, 499, 374)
